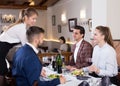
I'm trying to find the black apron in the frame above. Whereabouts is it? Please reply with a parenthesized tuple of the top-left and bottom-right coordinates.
(0, 41, 19, 76)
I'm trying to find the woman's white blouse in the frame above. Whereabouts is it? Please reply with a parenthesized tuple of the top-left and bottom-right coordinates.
(92, 43, 118, 77)
(0, 23, 27, 45)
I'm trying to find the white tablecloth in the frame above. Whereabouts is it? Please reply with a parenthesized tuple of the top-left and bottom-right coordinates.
(43, 67, 103, 86)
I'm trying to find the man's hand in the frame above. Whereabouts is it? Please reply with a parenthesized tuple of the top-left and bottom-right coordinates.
(59, 75, 66, 84)
(66, 65, 71, 70)
(66, 65, 76, 71)
(40, 68, 46, 77)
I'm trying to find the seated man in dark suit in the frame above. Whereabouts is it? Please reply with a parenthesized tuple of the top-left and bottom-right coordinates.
(66, 25, 93, 70)
(12, 26, 66, 86)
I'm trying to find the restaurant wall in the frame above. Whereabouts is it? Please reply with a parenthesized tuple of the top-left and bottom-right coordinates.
(92, 0, 120, 40)
(46, 0, 92, 43)
(107, 0, 120, 40)
(92, 0, 107, 30)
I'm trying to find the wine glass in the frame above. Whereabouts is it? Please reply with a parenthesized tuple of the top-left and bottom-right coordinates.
(47, 57, 52, 69)
(43, 57, 50, 67)
(48, 57, 52, 64)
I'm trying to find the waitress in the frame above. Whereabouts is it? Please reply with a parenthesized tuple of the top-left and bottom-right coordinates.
(0, 7, 38, 85)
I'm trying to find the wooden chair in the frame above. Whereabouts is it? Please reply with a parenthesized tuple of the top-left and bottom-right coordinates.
(117, 72, 120, 85)
(5, 76, 16, 86)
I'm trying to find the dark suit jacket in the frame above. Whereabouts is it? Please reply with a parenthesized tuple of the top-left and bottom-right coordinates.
(69, 40, 93, 69)
(12, 44, 60, 86)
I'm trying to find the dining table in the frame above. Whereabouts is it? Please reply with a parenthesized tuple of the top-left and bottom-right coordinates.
(41, 66, 105, 86)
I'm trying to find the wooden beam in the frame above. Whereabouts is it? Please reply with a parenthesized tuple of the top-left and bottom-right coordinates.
(42, 0, 59, 7)
(39, 0, 48, 6)
(0, 5, 47, 10)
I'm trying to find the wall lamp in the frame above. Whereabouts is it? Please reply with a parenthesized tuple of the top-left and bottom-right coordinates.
(61, 13, 67, 25)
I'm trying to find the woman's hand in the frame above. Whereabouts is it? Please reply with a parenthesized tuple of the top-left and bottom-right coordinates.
(89, 65, 100, 74)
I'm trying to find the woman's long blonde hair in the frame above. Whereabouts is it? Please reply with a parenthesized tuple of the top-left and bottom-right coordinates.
(96, 26, 114, 48)
(6, 7, 38, 30)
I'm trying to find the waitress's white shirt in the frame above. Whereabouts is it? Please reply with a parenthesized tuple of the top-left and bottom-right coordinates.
(0, 23, 27, 45)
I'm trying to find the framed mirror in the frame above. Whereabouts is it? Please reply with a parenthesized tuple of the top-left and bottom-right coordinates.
(68, 18, 77, 32)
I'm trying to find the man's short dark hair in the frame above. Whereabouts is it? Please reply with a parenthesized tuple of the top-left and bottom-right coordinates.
(73, 25, 85, 38)
(26, 26, 44, 42)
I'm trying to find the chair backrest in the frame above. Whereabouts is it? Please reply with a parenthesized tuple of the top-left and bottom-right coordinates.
(78, 81, 90, 86)
(101, 76, 111, 86)
(67, 44, 71, 52)
(113, 41, 120, 66)
(6, 46, 19, 63)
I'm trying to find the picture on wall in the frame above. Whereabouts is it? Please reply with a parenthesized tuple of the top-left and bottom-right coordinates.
(58, 25, 61, 33)
(88, 18, 92, 32)
(52, 15, 56, 26)
(68, 18, 77, 32)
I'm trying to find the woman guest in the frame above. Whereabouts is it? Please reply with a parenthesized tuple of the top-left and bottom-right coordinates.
(83, 26, 118, 84)
(59, 36, 68, 52)
(0, 7, 38, 85)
